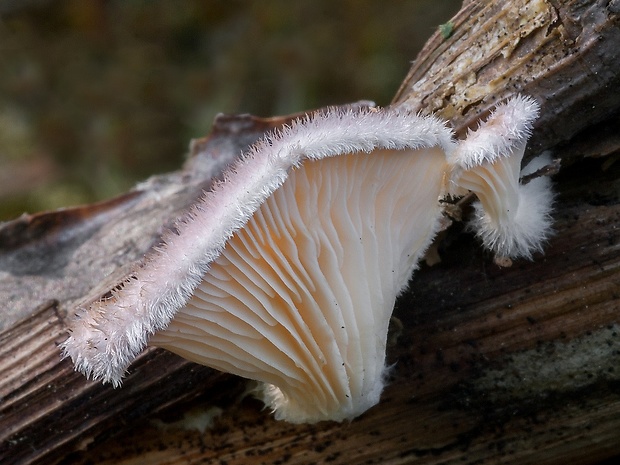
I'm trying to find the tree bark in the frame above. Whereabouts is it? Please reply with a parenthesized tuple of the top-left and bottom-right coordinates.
(1, 0, 619, 464)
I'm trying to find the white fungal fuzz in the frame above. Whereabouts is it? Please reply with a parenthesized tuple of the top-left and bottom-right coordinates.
(62, 96, 554, 423)
(450, 96, 553, 259)
(467, 154, 554, 259)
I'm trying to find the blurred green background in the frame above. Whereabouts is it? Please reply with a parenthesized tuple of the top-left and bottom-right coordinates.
(0, 0, 460, 221)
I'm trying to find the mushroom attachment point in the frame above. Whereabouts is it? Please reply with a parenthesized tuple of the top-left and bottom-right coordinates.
(62, 96, 553, 423)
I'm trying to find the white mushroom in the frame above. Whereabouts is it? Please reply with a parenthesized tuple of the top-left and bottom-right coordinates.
(449, 96, 554, 259)
(62, 96, 553, 423)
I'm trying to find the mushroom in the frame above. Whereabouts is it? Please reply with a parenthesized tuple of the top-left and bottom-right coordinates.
(448, 97, 554, 259)
(62, 96, 553, 423)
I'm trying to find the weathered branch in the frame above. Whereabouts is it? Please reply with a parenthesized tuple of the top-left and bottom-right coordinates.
(1, 0, 619, 463)
(394, 0, 620, 160)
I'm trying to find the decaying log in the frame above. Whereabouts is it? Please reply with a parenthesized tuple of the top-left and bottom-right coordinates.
(1, 0, 619, 463)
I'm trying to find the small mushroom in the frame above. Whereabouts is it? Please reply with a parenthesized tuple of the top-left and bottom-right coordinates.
(449, 96, 554, 259)
(62, 96, 553, 423)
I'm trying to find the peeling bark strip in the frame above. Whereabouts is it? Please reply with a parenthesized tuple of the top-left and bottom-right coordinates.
(0, 0, 619, 463)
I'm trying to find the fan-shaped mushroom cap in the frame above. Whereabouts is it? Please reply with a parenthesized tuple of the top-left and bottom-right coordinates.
(62, 97, 553, 423)
(151, 148, 450, 423)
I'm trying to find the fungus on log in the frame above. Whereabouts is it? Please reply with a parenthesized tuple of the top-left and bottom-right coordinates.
(62, 96, 552, 423)
(1, 0, 619, 463)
